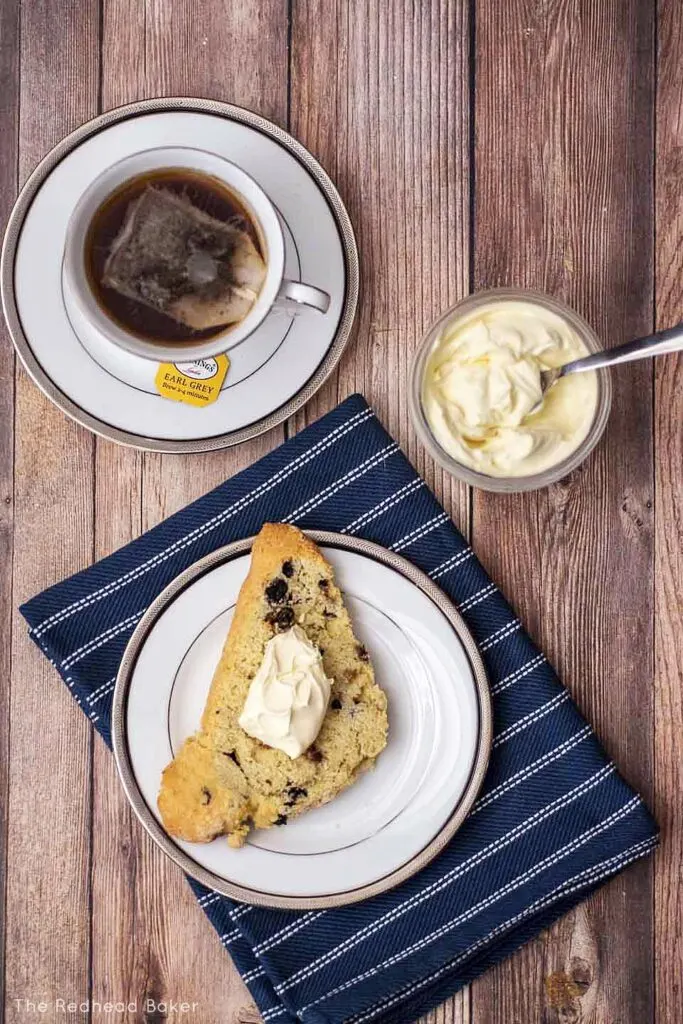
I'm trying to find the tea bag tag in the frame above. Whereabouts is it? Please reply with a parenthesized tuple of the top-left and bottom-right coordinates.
(155, 356, 229, 407)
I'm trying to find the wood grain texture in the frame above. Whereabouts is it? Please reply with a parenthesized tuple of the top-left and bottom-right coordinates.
(653, 1, 683, 1020)
(289, 4, 471, 1020)
(539, 906, 600, 1023)
(0, 0, 19, 1013)
(421, 998, 472, 1024)
(89, 2, 289, 1021)
(4, 1, 99, 1022)
(289, 0, 472, 535)
(110, 0, 290, 544)
(471, 2, 655, 1023)
(4, 1, 682, 1022)
(90, 6, 152, 1018)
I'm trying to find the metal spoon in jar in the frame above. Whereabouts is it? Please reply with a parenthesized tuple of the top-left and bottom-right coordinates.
(532, 321, 683, 413)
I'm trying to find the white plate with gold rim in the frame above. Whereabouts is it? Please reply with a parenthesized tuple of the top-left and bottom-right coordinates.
(112, 532, 492, 910)
(1, 99, 358, 452)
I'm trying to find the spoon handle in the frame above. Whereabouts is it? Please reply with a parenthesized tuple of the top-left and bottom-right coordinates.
(561, 322, 683, 376)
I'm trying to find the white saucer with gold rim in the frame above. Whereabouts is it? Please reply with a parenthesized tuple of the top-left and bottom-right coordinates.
(1, 99, 358, 452)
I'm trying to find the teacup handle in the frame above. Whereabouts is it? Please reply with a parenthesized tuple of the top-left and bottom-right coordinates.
(278, 279, 331, 314)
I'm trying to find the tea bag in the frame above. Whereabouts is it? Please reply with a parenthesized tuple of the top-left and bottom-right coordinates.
(102, 186, 267, 330)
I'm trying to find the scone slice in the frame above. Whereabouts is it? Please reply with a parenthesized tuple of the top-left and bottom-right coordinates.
(158, 524, 388, 846)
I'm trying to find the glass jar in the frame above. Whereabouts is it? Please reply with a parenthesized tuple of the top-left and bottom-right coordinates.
(408, 288, 613, 493)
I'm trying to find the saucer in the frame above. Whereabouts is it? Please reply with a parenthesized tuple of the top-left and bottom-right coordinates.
(2, 99, 358, 452)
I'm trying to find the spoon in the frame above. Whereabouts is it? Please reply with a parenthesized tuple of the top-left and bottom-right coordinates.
(532, 321, 683, 413)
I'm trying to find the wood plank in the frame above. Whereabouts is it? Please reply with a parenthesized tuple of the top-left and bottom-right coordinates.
(420, 998, 472, 1024)
(653, 1, 683, 1020)
(0, 0, 20, 1014)
(90, 2, 289, 1021)
(5, 2, 99, 1020)
(289, 0, 471, 527)
(289, 4, 471, 1021)
(471, 2, 655, 1023)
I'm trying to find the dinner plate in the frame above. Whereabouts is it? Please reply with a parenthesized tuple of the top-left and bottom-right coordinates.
(112, 533, 492, 909)
(1, 98, 358, 452)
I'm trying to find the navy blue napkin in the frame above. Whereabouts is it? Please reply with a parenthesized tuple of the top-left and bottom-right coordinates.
(21, 394, 657, 1024)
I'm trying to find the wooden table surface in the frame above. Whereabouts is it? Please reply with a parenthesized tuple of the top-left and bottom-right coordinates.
(1, 1, 682, 1022)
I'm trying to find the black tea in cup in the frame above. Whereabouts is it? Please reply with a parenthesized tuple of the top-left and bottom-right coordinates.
(85, 169, 267, 344)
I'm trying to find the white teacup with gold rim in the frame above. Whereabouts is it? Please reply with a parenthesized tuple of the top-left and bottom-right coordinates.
(62, 146, 331, 363)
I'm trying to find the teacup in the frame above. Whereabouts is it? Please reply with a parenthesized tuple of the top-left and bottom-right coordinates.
(62, 146, 331, 362)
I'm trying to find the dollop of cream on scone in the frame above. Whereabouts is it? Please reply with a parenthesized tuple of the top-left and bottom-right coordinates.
(238, 625, 332, 758)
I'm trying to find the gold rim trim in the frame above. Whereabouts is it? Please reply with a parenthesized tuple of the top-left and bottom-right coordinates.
(112, 531, 493, 910)
(1, 98, 359, 453)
